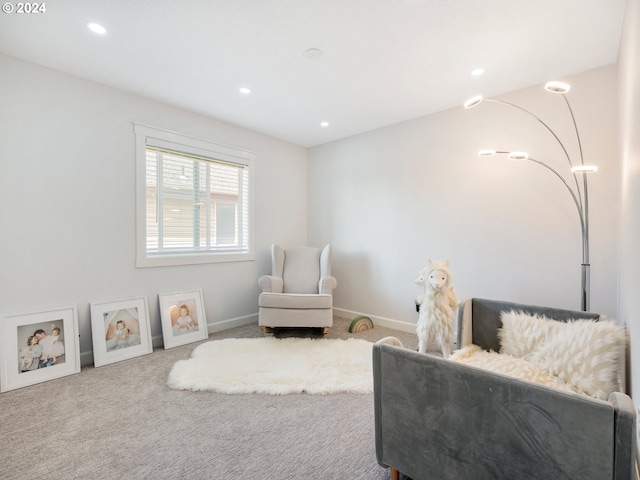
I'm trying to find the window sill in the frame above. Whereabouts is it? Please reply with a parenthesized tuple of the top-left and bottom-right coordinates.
(136, 251, 255, 268)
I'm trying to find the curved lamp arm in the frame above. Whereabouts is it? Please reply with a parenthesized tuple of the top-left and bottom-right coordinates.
(489, 150, 588, 266)
(483, 98, 584, 212)
(467, 81, 596, 312)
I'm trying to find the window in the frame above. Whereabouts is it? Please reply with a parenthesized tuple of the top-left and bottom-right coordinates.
(135, 124, 254, 267)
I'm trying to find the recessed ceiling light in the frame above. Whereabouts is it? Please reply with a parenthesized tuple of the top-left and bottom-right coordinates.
(471, 68, 485, 76)
(303, 48, 323, 60)
(87, 22, 107, 35)
(544, 81, 570, 94)
(238, 87, 252, 95)
(320, 122, 329, 127)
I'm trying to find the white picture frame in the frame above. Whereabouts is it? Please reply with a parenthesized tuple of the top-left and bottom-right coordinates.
(90, 296, 152, 367)
(159, 289, 208, 349)
(1, 305, 81, 393)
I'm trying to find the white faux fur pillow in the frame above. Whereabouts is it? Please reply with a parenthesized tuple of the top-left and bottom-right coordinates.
(528, 319, 625, 399)
(450, 345, 577, 395)
(498, 311, 562, 359)
(498, 311, 626, 399)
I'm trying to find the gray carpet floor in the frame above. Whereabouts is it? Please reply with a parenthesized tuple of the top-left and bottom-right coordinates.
(0, 317, 421, 480)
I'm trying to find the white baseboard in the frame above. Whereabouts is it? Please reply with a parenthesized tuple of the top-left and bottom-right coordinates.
(332, 307, 416, 334)
(207, 313, 258, 334)
(81, 310, 409, 366)
(80, 351, 94, 367)
(80, 313, 259, 367)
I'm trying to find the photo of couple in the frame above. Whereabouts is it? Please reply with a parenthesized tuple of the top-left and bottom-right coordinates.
(18, 321, 66, 374)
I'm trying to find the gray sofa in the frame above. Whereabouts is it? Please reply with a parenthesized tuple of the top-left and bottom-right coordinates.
(373, 298, 637, 480)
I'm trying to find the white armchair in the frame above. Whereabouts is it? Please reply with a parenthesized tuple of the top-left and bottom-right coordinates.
(258, 244, 337, 333)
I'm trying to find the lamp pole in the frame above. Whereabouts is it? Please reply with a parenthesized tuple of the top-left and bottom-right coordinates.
(466, 83, 596, 311)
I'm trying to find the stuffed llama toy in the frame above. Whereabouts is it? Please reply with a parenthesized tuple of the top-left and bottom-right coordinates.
(415, 259, 460, 358)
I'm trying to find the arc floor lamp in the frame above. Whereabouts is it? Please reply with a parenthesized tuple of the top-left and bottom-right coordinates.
(464, 81, 597, 312)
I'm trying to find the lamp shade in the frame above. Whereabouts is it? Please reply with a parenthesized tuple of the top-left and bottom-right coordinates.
(571, 165, 598, 173)
(478, 149, 496, 157)
(507, 151, 529, 160)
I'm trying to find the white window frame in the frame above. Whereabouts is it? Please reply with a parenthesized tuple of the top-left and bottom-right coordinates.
(134, 123, 255, 268)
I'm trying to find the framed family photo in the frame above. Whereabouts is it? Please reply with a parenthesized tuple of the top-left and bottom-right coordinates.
(159, 289, 208, 349)
(0, 305, 81, 393)
(90, 296, 152, 367)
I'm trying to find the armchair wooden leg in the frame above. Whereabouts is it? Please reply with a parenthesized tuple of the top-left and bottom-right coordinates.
(390, 467, 400, 480)
(260, 326, 274, 334)
(321, 327, 330, 335)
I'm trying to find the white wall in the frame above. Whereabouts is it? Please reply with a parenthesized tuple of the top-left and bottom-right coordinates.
(0, 54, 308, 361)
(309, 65, 619, 328)
(618, 0, 640, 444)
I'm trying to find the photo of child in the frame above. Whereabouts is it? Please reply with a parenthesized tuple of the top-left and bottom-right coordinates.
(158, 290, 207, 349)
(104, 308, 142, 352)
(171, 302, 198, 336)
(114, 320, 130, 347)
(49, 325, 65, 364)
(19, 335, 42, 372)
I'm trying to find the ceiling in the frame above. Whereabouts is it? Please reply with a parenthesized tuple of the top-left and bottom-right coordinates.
(0, 0, 627, 147)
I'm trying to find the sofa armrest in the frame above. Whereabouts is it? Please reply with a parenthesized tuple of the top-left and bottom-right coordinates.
(258, 275, 283, 293)
(318, 275, 337, 295)
(375, 336, 405, 348)
(609, 391, 637, 480)
(457, 298, 473, 349)
(374, 342, 625, 480)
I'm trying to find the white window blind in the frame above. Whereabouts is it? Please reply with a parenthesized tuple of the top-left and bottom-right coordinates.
(135, 124, 254, 267)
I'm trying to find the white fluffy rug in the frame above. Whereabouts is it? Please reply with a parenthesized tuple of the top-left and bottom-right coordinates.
(167, 337, 374, 395)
